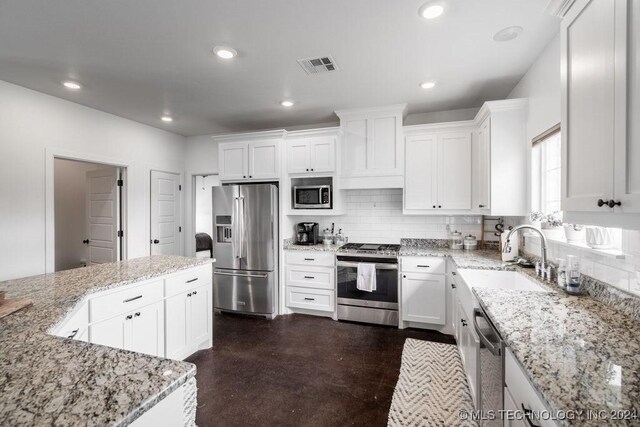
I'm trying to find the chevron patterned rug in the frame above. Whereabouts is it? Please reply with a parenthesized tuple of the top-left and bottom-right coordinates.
(387, 339, 478, 427)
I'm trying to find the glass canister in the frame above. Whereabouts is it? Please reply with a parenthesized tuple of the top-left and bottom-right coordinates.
(463, 234, 478, 250)
(323, 228, 334, 248)
(449, 230, 463, 250)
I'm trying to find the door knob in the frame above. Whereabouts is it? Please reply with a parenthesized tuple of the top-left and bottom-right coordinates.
(153, 239, 160, 244)
(82, 239, 90, 244)
(607, 200, 621, 208)
(597, 199, 608, 207)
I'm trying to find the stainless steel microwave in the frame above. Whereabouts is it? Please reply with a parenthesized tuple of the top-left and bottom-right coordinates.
(293, 185, 332, 209)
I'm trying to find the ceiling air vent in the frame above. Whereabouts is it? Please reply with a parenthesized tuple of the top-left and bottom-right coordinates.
(297, 56, 339, 75)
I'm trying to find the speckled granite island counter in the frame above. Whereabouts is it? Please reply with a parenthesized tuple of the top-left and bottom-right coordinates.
(0, 255, 213, 426)
(474, 281, 640, 426)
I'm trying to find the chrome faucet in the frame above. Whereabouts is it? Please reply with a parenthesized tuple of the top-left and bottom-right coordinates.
(503, 225, 554, 280)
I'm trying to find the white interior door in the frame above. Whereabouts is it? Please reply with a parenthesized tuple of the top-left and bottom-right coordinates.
(85, 168, 119, 265)
(151, 170, 181, 255)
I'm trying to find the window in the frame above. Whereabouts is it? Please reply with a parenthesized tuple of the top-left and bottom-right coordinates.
(531, 124, 561, 214)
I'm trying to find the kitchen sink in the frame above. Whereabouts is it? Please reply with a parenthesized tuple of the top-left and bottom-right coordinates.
(457, 269, 550, 293)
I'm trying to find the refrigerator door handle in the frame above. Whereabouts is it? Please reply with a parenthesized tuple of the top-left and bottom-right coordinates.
(240, 196, 247, 259)
(232, 197, 240, 259)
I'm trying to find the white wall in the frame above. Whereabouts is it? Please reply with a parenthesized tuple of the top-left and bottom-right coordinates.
(508, 33, 561, 143)
(0, 80, 186, 281)
(54, 159, 113, 271)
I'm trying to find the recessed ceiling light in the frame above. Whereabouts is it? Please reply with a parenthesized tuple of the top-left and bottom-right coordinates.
(419, 2, 444, 19)
(493, 26, 523, 42)
(161, 115, 173, 123)
(420, 81, 436, 89)
(280, 100, 294, 107)
(213, 46, 237, 59)
(62, 80, 82, 90)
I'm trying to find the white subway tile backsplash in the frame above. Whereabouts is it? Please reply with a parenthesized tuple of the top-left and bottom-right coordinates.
(291, 189, 485, 244)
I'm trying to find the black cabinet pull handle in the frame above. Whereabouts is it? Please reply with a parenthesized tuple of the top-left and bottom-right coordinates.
(452, 271, 457, 276)
(186, 278, 198, 283)
(432, 205, 436, 208)
(304, 297, 315, 301)
(521, 404, 538, 427)
(303, 276, 315, 279)
(187, 293, 192, 297)
(304, 258, 315, 261)
(607, 200, 621, 208)
(68, 329, 79, 339)
(82, 239, 90, 244)
(134, 312, 141, 317)
(451, 283, 457, 289)
(192, 290, 198, 295)
(597, 199, 608, 207)
(478, 204, 485, 208)
(123, 295, 143, 303)
(126, 315, 133, 320)
(417, 265, 430, 268)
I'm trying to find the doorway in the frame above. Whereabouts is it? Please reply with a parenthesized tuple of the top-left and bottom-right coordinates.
(193, 174, 220, 258)
(54, 158, 125, 271)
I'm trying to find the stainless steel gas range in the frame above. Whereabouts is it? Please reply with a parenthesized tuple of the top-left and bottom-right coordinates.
(336, 243, 400, 327)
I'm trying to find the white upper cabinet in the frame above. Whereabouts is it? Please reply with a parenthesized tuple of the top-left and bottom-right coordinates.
(215, 130, 285, 182)
(561, 0, 640, 227)
(286, 128, 338, 174)
(335, 104, 406, 189)
(403, 124, 472, 213)
(472, 99, 528, 216)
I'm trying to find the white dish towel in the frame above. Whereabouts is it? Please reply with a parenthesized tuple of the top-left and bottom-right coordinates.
(356, 263, 377, 292)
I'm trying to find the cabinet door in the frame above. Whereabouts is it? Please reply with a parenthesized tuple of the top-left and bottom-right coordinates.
(437, 132, 472, 210)
(248, 141, 280, 179)
(90, 314, 128, 349)
(401, 272, 446, 325)
(129, 301, 165, 357)
(476, 117, 491, 210)
(404, 134, 437, 210)
(562, 0, 616, 212)
(449, 278, 458, 339)
(165, 293, 190, 360)
(309, 136, 336, 173)
(615, 0, 640, 212)
(504, 387, 528, 427)
(342, 118, 368, 175)
(370, 116, 400, 172)
(286, 139, 310, 174)
(189, 285, 211, 350)
(219, 143, 248, 180)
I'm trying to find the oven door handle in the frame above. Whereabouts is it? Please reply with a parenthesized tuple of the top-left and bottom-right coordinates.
(336, 261, 398, 270)
(473, 308, 502, 356)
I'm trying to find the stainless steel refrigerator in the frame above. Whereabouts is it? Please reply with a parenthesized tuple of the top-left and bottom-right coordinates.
(212, 184, 279, 318)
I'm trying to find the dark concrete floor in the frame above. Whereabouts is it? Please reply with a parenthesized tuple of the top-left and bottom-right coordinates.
(186, 313, 455, 427)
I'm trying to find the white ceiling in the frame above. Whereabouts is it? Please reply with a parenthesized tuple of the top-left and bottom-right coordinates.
(0, 0, 559, 136)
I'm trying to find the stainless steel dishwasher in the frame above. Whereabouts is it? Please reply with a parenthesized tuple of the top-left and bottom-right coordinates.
(473, 307, 504, 427)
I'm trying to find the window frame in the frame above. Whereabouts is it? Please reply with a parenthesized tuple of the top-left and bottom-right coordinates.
(531, 123, 561, 214)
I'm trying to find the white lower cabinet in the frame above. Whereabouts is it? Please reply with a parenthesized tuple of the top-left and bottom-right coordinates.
(165, 284, 212, 360)
(505, 348, 558, 427)
(400, 257, 447, 330)
(285, 250, 335, 318)
(457, 300, 480, 409)
(90, 300, 165, 357)
(503, 387, 527, 427)
(57, 264, 213, 361)
(401, 273, 445, 324)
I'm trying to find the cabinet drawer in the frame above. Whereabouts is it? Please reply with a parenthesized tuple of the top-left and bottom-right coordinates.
(285, 251, 335, 267)
(165, 265, 212, 297)
(286, 287, 334, 312)
(505, 349, 557, 427)
(285, 265, 334, 290)
(401, 257, 446, 274)
(89, 280, 164, 323)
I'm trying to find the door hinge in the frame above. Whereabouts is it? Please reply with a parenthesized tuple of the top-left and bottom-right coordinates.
(179, 226, 182, 232)
(117, 230, 123, 237)
(179, 184, 182, 191)
(117, 179, 124, 187)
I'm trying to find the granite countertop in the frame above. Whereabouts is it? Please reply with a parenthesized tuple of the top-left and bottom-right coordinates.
(283, 241, 341, 253)
(0, 255, 213, 426)
(474, 282, 640, 426)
